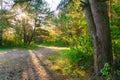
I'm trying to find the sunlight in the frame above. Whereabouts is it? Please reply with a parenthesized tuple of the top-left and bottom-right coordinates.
(15, 9, 28, 20)
(29, 50, 51, 80)
(77, 70, 86, 77)
(45, 0, 61, 11)
(20, 13, 26, 18)
(17, 12, 27, 20)
(22, 71, 28, 80)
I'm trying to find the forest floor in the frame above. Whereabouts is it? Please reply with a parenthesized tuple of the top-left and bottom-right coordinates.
(0, 46, 71, 80)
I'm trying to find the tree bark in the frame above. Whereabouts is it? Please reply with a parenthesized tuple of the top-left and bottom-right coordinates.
(82, 0, 113, 79)
(22, 19, 27, 46)
(89, 0, 113, 73)
(27, 27, 36, 46)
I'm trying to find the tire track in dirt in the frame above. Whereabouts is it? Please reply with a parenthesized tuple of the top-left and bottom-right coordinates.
(0, 47, 68, 80)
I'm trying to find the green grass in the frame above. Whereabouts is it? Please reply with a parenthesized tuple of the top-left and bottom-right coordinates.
(47, 48, 93, 79)
(38, 42, 55, 47)
(18, 45, 39, 50)
(48, 56, 57, 61)
(37, 40, 69, 47)
(0, 45, 39, 51)
(0, 46, 15, 51)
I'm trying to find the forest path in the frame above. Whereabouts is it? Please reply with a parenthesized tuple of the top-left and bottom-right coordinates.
(0, 46, 69, 80)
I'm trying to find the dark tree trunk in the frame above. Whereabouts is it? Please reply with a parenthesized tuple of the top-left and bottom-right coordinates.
(22, 20, 27, 46)
(22, 19, 36, 46)
(82, 0, 113, 79)
(89, 0, 113, 74)
(27, 27, 36, 46)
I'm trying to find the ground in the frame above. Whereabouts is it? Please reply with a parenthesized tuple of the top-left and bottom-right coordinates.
(0, 46, 71, 80)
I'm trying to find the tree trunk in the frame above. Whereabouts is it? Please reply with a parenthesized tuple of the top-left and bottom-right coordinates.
(82, 0, 113, 79)
(22, 19, 27, 46)
(23, 26, 27, 46)
(27, 27, 36, 46)
(89, 0, 113, 74)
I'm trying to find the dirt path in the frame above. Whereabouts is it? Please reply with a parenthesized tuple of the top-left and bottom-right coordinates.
(0, 47, 69, 80)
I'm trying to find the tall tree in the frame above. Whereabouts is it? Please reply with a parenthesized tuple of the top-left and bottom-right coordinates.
(0, 0, 13, 46)
(13, 0, 51, 46)
(81, 0, 113, 79)
(58, 0, 113, 79)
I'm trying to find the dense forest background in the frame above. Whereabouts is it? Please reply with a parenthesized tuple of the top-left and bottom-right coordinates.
(0, 0, 120, 80)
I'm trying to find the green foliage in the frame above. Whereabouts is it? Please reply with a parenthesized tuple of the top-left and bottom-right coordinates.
(62, 49, 93, 70)
(51, 0, 94, 78)
(101, 63, 111, 77)
(48, 56, 57, 61)
(111, 1, 120, 68)
(1, 41, 38, 50)
(12, 0, 51, 47)
(112, 1, 120, 26)
(38, 40, 69, 47)
(19, 42, 39, 50)
(51, 48, 92, 78)
(0, 46, 15, 51)
(116, 69, 120, 76)
(0, 10, 14, 28)
(101, 63, 120, 80)
(2, 28, 38, 49)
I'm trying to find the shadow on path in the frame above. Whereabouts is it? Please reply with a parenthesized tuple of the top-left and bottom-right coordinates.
(0, 47, 67, 80)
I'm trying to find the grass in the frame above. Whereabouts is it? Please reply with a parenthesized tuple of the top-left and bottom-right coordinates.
(0, 46, 15, 51)
(17, 45, 39, 50)
(47, 49, 94, 80)
(48, 56, 57, 61)
(0, 45, 39, 51)
(37, 40, 69, 47)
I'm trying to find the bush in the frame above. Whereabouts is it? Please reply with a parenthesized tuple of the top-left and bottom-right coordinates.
(63, 49, 93, 70)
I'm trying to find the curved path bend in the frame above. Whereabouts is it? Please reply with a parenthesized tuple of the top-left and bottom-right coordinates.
(0, 47, 70, 80)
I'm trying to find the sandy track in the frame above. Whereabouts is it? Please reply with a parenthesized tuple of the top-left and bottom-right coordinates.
(0, 47, 68, 80)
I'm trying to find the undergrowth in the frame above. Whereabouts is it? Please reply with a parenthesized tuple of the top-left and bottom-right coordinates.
(0, 43, 39, 51)
(49, 49, 93, 79)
